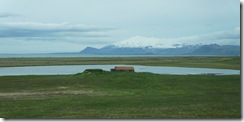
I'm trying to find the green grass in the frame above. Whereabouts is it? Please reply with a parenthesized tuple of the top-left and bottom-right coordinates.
(0, 72, 240, 118)
(0, 56, 240, 69)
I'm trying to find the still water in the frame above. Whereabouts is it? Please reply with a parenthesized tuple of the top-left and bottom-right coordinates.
(0, 65, 239, 76)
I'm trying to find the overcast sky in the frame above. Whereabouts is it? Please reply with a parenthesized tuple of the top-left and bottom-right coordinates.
(0, 0, 240, 53)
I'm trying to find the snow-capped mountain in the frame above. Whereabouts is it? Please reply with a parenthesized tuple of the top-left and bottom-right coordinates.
(113, 36, 203, 49)
(113, 36, 167, 48)
(80, 44, 240, 56)
(80, 36, 240, 56)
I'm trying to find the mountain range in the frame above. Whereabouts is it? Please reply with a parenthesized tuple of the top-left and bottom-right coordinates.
(80, 44, 240, 56)
(80, 36, 240, 56)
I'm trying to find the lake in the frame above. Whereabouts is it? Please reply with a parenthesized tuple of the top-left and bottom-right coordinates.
(0, 65, 239, 76)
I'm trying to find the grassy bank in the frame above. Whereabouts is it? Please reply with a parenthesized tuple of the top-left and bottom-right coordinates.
(0, 56, 240, 69)
(0, 72, 240, 118)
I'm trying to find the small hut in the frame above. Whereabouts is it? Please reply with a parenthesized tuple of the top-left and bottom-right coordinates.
(111, 66, 134, 72)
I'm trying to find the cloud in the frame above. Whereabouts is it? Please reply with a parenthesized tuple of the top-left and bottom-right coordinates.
(0, 21, 118, 52)
(116, 27, 240, 48)
(0, 12, 18, 18)
(0, 39, 89, 53)
(0, 22, 115, 38)
(170, 27, 240, 45)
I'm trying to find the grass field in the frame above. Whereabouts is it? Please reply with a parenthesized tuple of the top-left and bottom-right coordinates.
(0, 56, 240, 69)
(0, 72, 240, 118)
(0, 56, 241, 118)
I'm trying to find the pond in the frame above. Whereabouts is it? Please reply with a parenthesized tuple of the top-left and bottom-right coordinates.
(0, 65, 239, 76)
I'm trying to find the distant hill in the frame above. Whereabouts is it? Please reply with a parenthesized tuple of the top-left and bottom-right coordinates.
(80, 44, 240, 56)
(191, 44, 240, 55)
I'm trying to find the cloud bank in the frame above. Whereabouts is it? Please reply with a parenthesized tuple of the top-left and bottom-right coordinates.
(169, 27, 240, 46)
(0, 21, 117, 53)
(0, 12, 18, 18)
(115, 27, 240, 48)
(0, 22, 114, 38)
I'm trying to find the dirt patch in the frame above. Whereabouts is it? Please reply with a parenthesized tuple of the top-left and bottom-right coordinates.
(57, 86, 69, 89)
(0, 90, 104, 99)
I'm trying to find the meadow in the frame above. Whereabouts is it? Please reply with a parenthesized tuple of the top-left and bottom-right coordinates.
(0, 56, 241, 118)
(0, 72, 240, 118)
(0, 56, 240, 69)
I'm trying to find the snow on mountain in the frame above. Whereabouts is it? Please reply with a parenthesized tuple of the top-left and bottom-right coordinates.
(113, 36, 171, 48)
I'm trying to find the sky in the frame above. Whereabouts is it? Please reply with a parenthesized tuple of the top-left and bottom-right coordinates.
(0, 0, 240, 53)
